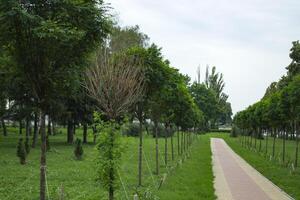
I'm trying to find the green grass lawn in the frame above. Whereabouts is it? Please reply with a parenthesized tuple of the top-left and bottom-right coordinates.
(0, 127, 216, 200)
(211, 133, 300, 199)
(157, 134, 215, 200)
(239, 135, 300, 165)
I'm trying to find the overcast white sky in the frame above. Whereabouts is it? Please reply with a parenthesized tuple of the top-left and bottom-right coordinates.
(107, 0, 300, 114)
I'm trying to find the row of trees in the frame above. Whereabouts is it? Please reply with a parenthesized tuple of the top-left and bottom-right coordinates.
(84, 34, 206, 199)
(0, 1, 232, 199)
(233, 41, 300, 167)
(190, 66, 232, 129)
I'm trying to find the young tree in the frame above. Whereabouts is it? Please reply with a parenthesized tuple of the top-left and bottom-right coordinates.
(74, 138, 84, 160)
(283, 75, 300, 167)
(17, 138, 27, 165)
(128, 44, 169, 185)
(85, 49, 144, 200)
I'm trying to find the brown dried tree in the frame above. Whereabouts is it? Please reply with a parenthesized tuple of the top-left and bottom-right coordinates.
(85, 49, 144, 119)
(85, 49, 144, 200)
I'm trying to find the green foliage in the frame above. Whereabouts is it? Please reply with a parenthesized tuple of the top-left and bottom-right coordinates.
(16, 138, 26, 165)
(94, 113, 124, 197)
(287, 40, 300, 77)
(0, 0, 110, 111)
(150, 123, 170, 137)
(74, 138, 84, 160)
(234, 41, 300, 132)
(190, 83, 218, 127)
(123, 122, 141, 137)
(230, 126, 238, 137)
(110, 25, 149, 53)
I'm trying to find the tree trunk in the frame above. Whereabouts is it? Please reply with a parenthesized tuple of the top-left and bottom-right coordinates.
(183, 132, 186, 152)
(83, 122, 88, 144)
(108, 129, 115, 200)
(47, 116, 52, 136)
(40, 111, 46, 200)
(177, 127, 180, 155)
(73, 122, 76, 136)
(250, 131, 253, 148)
(109, 186, 114, 200)
(181, 131, 184, 155)
(171, 127, 174, 161)
(265, 129, 269, 155)
(164, 125, 168, 166)
(26, 117, 30, 138)
(52, 121, 56, 135)
(295, 122, 299, 168)
(92, 125, 97, 144)
(67, 119, 74, 144)
(32, 112, 39, 148)
(258, 128, 262, 152)
(145, 122, 149, 136)
(272, 128, 276, 158)
(138, 118, 143, 186)
(248, 131, 250, 147)
(283, 129, 286, 163)
(19, 120, 23, 135)
(254, 129, 257, 149)
(155, 122, 159, 175)
(1, 118, 7, 136)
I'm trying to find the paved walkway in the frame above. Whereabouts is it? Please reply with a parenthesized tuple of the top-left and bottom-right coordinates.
(211, 138, 293, 200)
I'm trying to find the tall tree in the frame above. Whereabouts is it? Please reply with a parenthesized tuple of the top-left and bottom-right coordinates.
(0, 1, 110, 199)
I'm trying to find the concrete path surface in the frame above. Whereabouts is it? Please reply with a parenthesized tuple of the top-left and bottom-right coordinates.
(211, 138, 293, 200)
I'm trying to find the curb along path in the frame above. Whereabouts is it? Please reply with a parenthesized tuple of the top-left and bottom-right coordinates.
(211, 138, 293, 200)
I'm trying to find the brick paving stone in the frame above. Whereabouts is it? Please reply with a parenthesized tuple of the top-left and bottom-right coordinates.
(211, 138, 293, 200)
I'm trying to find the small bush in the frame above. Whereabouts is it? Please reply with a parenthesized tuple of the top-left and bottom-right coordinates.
(17, 138, 27, 164)
(210, 129, 231, 133)
(123, 122, 141, 137)
(150, 123, 173, 138)
(230, 126, 238, 137)
(74, 138, 83, 160)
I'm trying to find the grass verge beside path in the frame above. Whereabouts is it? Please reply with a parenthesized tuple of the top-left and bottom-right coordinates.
(158, 134, 216, 200)
(210, 133, 300, 199)
(0, 127, 216, 200)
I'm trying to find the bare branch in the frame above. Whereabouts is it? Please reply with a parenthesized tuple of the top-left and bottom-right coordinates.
(85, 49, 144, 119)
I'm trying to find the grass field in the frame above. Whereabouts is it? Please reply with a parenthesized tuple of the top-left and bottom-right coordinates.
(157, 134, 215, 200)
(238, 135, 300, 166)
(2, 128, 299, 200)
(213, 133, 300, 199)
(0, 127, 216, 200)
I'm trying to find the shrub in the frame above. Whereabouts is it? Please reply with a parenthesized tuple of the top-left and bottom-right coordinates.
(17, 138, 27, 164)
(150, 123, 172, 138)
(210, 129, 231, 133)
(123, 122, 141, 137)
(230, 126, 238, 137)
(74, 138, 84, 160)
